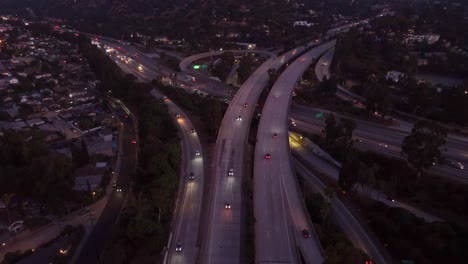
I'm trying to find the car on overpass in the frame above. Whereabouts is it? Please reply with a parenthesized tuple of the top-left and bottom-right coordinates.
(175, 242, 182, 252)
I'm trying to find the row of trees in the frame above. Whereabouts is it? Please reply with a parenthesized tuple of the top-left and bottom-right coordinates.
(155, 82, 225, 140)
(65, 32, 182, 260)
(305, 192, 370, 264)
(314, 111, 448, 194)
(361, 201, 468, 263)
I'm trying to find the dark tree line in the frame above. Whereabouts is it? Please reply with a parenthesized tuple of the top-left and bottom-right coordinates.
(0, 130, 74, 209)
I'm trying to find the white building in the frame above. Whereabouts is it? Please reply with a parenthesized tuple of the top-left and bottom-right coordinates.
(404, 34, 440, 45)
(386, 71, 405, 82)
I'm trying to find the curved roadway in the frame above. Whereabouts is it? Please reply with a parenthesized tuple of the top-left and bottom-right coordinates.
(151, 90, 205, 264)
(254, 41, 335, 264)
(203, 41, 322, 264)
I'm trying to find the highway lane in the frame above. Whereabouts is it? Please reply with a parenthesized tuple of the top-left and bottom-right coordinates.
(294, 159, 391, 264)
(204, 40, 323, 264)
(99, 40, 233, 98)
(74, 100, 137, 264)
(254, 41, 335, 264)
(290, 107, 468, 182)
(289, 133, 443, 223)
(150, 90, 205, 264)
(315, 47, 334, 81)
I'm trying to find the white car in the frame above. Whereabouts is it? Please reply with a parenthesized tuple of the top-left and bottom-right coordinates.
(175, 242, 182, 252)
(228, 168, 234, 176)
(378, 143, 388, 148)
(236, 116, 242, 121)
(195, 151, 201, 156)
(450, 161, 464, 170)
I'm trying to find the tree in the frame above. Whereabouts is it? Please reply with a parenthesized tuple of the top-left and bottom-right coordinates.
(325, 114, 339, 147)
(318, 76, 338, 97)
(324, 187, 336, 202)
(324, 115, 356, 150)
(237, 54, 254, 84)
(267, 68, 280, 88)
(320, 201, 332, 227)
(364, 81, 390, 118)
(212, 51, 235, 81)
(339, 149, 360, 191)
(357, 162, 378, 198)
(81, 139, 90, 165)
(408, 82, 440, 115)
(1, 193, 15, 226)
(339, 117, 356, 149)
(402, 120, 447, 178)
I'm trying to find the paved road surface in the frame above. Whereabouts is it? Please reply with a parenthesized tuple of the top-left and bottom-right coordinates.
(290, 106, 468, 183)
(203, 40, 324, 264)
(293, 159, 391, 264)
(289, 133, 443, 223)
(254, 41, 335, 264)
(150, 90, 205, 264)
(74, 101, 137, 264)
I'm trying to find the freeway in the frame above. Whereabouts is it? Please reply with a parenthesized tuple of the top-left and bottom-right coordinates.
(293, 159, 391, 264)
(290, 105, 468, 183)
(203, 40, 324, 264)
(98, 39, 234, 98)
(150, 90, 205, 264)
(254, 41, 335, 264)
(74, 99, 137, 263)
(289, 133, 443, 223)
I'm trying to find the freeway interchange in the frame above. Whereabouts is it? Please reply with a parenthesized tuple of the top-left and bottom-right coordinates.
(87, 27, 468, 264)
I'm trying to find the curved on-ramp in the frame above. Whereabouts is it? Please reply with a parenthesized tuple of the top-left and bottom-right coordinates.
(179, 50, 276, 72)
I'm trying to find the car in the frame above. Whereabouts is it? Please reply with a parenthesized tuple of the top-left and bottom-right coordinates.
(116, 187, 122, 192)
(191, 129, 196, 134)
(320, 129, 325, 135)
(237, 116, 242, 121)
(450, 161, 464, 170)
(291, 121, 297, 127)
(189, 173, 195, 180)
(79, 208, 90, 216)
(354, 138, 362, 143)
(163, 96, 168, 99)
(228, 168, 234, 176)
(195, 151, 201, 156)
(175, 242, 182, 252)
(131, 140, 137, 144)
(243, 103, 248, 107)
(302, 229, 311, 238)
(225, 203, 231, 209)
(273, 133, 278, 138)
(175, 114, 181, 119)
(112, 181, 117, 187)
(378, 143, 388, 148)
(386, 195, 395, 202)
(265, 153, 271, 159)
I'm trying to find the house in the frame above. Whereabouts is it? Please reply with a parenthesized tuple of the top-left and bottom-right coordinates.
(98, 128, 113, 142)
(293, 21, 314, 27)
(25, 118, 46, 127)
(386, 71, 405, 82)
(404, 34, 440, 45)
(73, 165, 107, 191)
